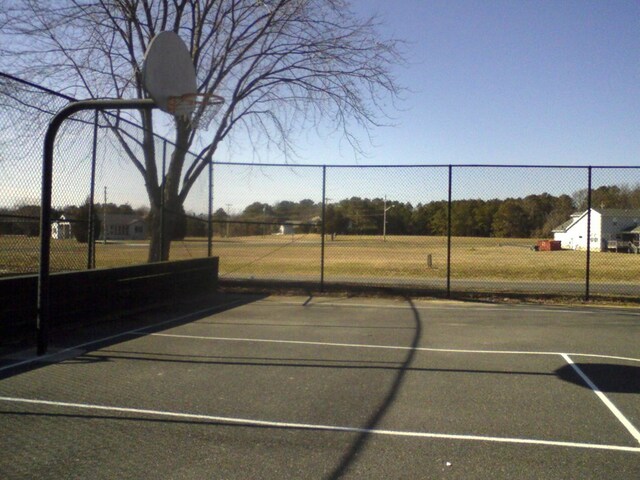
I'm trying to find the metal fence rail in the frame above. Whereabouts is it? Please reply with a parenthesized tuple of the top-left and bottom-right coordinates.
(1, 72, 639, 300)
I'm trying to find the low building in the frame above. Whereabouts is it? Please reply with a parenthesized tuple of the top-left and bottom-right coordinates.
(277, 221, 299, 235)
(552, 208, 640, 252)
(51, 215, 74, 239)
(102, 214, 147, 241)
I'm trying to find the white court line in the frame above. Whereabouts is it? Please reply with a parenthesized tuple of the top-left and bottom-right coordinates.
(256, 299, 589, 315)
(0, 298, 249, 374)
(0, 396, 638, 453)
(257, 298, 640, 317)
(3, 297, 637, 374)
(561, 354, 640, 445)
(145, 333, 640, 364)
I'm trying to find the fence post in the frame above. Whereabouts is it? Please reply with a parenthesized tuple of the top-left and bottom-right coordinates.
(320, 165, 326, 292)
(160, 140, 166, 259)
(87, 111, 98, 269)
(585, 166, 592, 301)
(208, 160, 213, 257)
(446, 165, 453, 298)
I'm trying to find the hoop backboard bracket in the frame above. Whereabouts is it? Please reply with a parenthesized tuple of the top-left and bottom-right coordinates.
(38, 98, 156, 356)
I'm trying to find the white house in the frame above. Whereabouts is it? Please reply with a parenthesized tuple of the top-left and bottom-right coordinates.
(102, 214, 147, 241)
(553, 208, 640, 252)
(51, 215, 73, 239)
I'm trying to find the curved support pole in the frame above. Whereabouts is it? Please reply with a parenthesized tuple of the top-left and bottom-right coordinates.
(38, 99, 156, 355)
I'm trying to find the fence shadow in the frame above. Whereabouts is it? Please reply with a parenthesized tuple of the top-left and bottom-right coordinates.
(0, 292, 268, 381)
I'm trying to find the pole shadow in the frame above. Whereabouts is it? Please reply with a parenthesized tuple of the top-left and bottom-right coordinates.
(326, 296, 422, 479)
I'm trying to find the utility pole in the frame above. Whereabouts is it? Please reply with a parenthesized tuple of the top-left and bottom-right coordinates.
(383, 195, 394, 242)
(262, 205, 266, 237)
(225, 203, 232, 237)
(103, 186, 107, 244)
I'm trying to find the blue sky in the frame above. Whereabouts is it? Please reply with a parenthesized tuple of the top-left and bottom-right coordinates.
(209, 1, 640, 213)
(276, 0, 639, 167)
(79, 1, 640, 212)
(3, 1, 639, 213)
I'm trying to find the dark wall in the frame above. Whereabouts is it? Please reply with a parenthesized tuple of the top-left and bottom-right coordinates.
(0, 257, 219, 348)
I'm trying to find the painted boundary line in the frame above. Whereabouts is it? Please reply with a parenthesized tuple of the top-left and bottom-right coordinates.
(561, 354, 640, 445)
(141, 333, 640, 447)
(0, 298, 249, 374)
(0, 396, 638, 453)
(2, 301, 639, 453)
(254, 298, 640, 317)
(256, 300, 583, 315)
(145, 333, 640, 364)
(3, 296, 637, 374)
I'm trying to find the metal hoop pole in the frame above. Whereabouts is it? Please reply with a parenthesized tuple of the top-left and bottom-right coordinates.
(38, 99, 156, 355)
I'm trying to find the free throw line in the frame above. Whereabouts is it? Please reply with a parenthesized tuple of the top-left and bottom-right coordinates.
(0, 396, 638, 453)
(145, 333, 640, 364)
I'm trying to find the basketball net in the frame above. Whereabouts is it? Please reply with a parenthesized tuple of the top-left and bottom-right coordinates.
(167, 93, 224, 130)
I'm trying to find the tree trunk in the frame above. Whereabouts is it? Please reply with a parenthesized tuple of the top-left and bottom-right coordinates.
(147, 202, 180, 262)
(146, 122, 190, 263)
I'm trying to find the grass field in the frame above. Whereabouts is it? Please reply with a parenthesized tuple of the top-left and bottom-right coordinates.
(2, 234, 638, 285)
(207, 234, 640, 283)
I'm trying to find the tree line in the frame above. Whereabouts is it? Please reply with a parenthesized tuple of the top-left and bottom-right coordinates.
(215, 184, 640, 239)
(3, 184, 639, 240)
(216, 195, 574, 238)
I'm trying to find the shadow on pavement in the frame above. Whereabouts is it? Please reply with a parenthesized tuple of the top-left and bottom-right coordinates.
(326, 296, 422, 480)
(0, 292, 268, 381)
(555, 363, 640, 394)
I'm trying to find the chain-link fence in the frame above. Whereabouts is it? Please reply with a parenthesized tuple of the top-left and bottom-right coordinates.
(0, 72, 209, 276)
(1, 72, 639, 300)
(210, 162, 640, 300)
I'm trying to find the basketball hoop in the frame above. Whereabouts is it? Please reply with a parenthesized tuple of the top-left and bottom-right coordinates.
(142, 32, 225, 130)
(167, 92, 224, 130)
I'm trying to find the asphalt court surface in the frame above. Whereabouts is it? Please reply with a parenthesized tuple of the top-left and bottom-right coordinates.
(1, 294, 639, 479)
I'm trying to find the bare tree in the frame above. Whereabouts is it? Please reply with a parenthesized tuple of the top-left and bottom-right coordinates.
(1, 0, 402, 261)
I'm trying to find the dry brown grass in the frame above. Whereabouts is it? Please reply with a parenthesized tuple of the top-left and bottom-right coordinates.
(194, 234, 639, 283)
(2, 234, 638, 283)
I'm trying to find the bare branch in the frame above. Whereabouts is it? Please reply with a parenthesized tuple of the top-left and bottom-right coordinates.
(0, 0, 403, 261)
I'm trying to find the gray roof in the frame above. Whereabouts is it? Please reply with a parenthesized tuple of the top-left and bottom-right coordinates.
(104, 214, 145, 226)
(593, 208, 640, 217)
(621, 224, 640, 234)
(553, 208, 640, 233)
(551, 218, 576, 233)
(54, 214, 75, 223)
